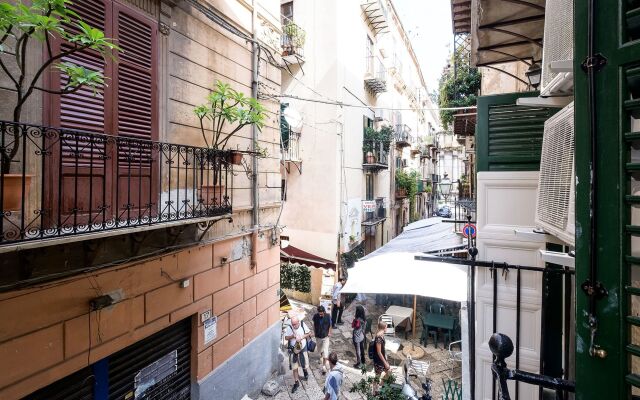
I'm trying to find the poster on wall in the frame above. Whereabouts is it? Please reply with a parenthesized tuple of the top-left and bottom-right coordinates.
(203, 316, 218, 344)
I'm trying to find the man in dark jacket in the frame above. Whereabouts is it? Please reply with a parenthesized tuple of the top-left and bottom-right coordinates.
(312, 305, 333, 374)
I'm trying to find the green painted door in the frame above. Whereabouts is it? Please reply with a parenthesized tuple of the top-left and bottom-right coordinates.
(574, 1, 640, 398)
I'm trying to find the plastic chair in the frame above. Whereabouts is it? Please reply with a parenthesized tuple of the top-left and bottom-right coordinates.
(430, 303, 446, 314)
(379, 314, 395, 336)
(447, 340, 463, 372)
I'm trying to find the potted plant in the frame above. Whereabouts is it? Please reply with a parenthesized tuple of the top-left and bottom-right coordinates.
(0, 1, 118, 211)
(194, 81, 266, 205)
(283, 21, 306, 56)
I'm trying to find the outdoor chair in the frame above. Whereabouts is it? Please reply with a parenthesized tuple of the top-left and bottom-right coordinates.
(379, 314, 395, 336)
(430, 303, 446, 314)
(447, 340, 463, 373)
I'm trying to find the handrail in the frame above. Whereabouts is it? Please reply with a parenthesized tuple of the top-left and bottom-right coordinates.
(0, 121, 233, 245)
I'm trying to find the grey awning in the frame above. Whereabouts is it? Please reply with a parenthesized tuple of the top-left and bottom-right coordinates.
(471, 0, 545, 67)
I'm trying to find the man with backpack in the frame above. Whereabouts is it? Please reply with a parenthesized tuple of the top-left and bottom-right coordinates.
(323, 352, 343, 400)
(312, 305, 333, 375)
(284, 316, 313, 393)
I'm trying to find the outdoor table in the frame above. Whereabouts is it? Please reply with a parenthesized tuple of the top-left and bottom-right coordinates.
(385, 305, 414, 334)
(422, 312, 455, 348)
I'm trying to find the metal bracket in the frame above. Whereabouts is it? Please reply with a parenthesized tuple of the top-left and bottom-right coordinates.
(580, 279, 608, 300)
(581, 53, 607, 72)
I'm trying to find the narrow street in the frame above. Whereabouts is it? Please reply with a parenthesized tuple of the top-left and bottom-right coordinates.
(253, 299, 461, 399)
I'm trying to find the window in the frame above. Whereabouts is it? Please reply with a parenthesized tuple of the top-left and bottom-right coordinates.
(46, 0, 158, 223)
(366, 174, 374, 200)
(366, 36, 374, 74)
(281, 1, 293, 24)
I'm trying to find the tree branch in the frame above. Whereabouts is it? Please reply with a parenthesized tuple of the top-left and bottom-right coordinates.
(0, 56, 19, 89)
(199, 117, 210, 148)
(0, 24, 13, 47)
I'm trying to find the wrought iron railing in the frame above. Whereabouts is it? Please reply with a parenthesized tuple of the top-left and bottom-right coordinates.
(0, 121, 233, 245)
(394, 124, 413, 145)
(362, 140, 388, 167)
(364, 56, 387, 93)
(281, 16, 305, 58)
(490, 333, 575, 400)
(283, 131, 301, 162)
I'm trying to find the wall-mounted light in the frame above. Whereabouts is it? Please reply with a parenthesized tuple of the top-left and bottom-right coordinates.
(526, 63, 542, 89)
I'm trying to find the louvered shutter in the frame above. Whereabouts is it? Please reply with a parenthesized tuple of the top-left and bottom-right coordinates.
(112, 3, 158, 221)
(476, 92, 557, 172)
(45, 0, 113, 229)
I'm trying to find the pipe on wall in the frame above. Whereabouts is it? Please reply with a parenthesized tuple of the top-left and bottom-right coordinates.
(251, 0, 259, 268)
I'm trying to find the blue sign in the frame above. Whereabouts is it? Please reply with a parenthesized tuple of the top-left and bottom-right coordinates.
(463, 223, 477, 238)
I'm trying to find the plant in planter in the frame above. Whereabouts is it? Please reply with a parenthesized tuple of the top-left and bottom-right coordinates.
(363, 126, 393, 163)
(0, 0, 119, 210)
(194, 80, 266, 205)
(282, 21, 306, 56)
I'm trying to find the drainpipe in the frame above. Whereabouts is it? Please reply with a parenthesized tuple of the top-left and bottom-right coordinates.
(251, 0, 259, 268)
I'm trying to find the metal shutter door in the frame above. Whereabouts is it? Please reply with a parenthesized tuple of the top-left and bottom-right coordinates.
(23, 365, 94, 400)
(108, 318, 191, 400)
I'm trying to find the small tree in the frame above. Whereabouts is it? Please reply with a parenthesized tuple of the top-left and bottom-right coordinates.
(350, 369, 404, 400)
(0, 0, 119, 173)
(193, 80, 266, 151)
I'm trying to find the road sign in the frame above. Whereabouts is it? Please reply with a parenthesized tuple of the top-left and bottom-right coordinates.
(462, 223, 477, 238)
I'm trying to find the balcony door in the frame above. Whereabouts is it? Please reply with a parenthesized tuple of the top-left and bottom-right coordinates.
(45, 0, 158, 232)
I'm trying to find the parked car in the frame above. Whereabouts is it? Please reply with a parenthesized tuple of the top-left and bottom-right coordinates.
(436, 205, 452, 218)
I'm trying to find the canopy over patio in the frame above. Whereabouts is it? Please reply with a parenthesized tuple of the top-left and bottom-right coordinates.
(341, 218, 467, 302)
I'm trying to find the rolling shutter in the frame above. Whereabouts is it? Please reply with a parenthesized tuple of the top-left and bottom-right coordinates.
(108, 318, 191, 400)
(23, 365, 94, 400)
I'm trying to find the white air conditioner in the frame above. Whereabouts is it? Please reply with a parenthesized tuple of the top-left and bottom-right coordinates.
(535, 102, 575, 245)
(540, 0, 574, 97)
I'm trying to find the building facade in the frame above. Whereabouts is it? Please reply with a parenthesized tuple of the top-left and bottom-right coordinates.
(0, 1, 283, 399)
(278, 0, 440, 296)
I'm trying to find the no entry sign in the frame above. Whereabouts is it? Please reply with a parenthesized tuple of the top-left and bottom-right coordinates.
(462, 223, 477, 238)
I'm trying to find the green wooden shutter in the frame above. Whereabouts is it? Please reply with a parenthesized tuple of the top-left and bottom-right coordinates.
(280, 103, 290, 150)
(476, 91, 556, 172)
(574, 0, 640, 398)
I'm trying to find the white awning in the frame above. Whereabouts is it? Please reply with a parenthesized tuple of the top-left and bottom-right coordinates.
(341, 219, 468, 302)
(340, 252, 468, 302)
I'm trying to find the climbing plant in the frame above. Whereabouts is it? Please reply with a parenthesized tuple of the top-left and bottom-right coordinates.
(396, 169, 420, 221)
(438, 50, 481, 130)
(350, 369, 403, 400)
(280, 262, 311, 293)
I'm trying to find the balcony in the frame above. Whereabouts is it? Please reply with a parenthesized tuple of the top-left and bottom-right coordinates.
(394, 124, 413, 147)
(364, 56, 387, 94)
(361, 197, 386, 225)
(281, 16, 305, 64)
(0, 122, 233, 245)
(283, 131, 301, 163)
(395, 186, 408, 199)
(361, 0, 389, 36)
(362, 140, 389, 171)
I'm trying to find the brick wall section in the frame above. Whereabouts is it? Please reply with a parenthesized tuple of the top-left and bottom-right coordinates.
(0, 234, 281, 399)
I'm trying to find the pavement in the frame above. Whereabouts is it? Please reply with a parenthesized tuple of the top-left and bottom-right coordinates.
(252, 297, 462, 400)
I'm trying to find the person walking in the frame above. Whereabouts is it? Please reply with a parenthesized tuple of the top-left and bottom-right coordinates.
(331, 277, 346, 328)
(312, 305, 333, 374)
(372, 320, 390, 393)
(351, 305, 367, 368)
(284, 316, 313, 393)
(323, 352, 343, 400)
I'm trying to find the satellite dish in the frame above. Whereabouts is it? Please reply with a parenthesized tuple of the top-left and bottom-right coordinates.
(284, 107, 303, 130)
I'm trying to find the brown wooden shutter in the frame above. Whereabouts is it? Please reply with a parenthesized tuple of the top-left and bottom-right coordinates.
(112, 2, 158, 220)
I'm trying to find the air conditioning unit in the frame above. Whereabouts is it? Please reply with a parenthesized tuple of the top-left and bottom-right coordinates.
(540, 0, 574, 97)
(535, 102, 575, 245)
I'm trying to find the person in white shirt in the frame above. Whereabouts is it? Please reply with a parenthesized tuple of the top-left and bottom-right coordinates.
(324, 352, 343, 400)
(284, 316, 313, 393)
(331, 277, 346, 329)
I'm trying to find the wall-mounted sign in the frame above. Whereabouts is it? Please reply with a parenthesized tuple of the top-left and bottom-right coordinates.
(204, 316, 218, 344)
(362, 200, 376, 213)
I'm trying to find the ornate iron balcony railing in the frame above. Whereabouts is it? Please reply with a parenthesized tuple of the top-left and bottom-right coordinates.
(362, 140, 389, 170)
(0, 121, 233, 245)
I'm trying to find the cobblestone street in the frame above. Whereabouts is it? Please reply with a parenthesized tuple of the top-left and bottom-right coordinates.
(254, 298, 462, 399)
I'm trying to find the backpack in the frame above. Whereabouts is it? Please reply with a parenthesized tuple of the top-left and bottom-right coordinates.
(368, 338, 376, 360)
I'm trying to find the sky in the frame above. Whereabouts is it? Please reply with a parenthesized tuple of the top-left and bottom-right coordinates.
(392, 0, 454, 94)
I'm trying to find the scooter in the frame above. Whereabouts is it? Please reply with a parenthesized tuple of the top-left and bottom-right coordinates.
(400, 362, 432, 400)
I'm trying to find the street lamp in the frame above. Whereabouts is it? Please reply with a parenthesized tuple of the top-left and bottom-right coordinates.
(526, 63, 542, 89)
(439, 173, 452, 204)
